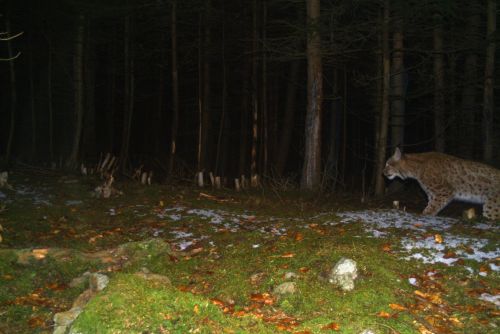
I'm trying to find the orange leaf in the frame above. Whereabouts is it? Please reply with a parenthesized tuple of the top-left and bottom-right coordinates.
(210, 298, 225, 307)
(28, 316, 45, 328)
(443, 251, 457, 259)
(299, 267, 310, 273)
(281, 252, 295, 258)
(479, 265, 490, 273)
(193, 304, 200, 314)
(382, 243, 392, 252)
(250, 292, 274, 305)
(434, 234, 443, 244)
(177, 285, 192, 292)
(376, 311, 391, 318)
(321, 322, 340, 330)
(32, 249, 48, 260)
(294, 232, 304, 241)
(389, 303, 407, 311)
(233, 310, 247, 317)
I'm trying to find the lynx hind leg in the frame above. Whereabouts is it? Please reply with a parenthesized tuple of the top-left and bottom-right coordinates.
(422, 192, 453, 216)
(483, 196, 500, 221)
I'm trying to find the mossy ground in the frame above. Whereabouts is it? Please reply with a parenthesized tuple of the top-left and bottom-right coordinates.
(0, 172, 498, 333)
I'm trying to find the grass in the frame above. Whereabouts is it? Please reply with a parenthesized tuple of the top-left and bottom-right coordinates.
(0, 172, 498, 333)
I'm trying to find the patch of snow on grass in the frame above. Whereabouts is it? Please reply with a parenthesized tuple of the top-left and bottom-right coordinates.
(170, 230, 193, 239)
(156, 206, 184, 219)
(472, 222, 500, 231)
(168, 214, 182, 221)
(15, 185, 52, 206)
(401, 234, 499, 269)
(176, 240, 193, 251)
(337, 210, 456, 234)
(479, 293, 500, 307)
(187, 208, 224, 224)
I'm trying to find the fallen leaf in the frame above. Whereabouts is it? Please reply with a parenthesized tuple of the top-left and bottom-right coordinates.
(449, 317, 463, 328)
(299, 267, 310, 273)
(294, 232, 304, 241)
(389, 303, 407, 311)
(479, 265, 490, 273)
(434, 234, 443, 244)
(28, 316, 45, 328)
(382, 243, 392, 252)
(280, 252, 295, 258)
(443, 251, 457, 259)
(32, 249, 48, 260)
(321, 322, 340, 330)
(250, 292, 274, 305)
(193, 304, 200, 314)
(376, 311, 391, 318)
(414, 290, 443, 304)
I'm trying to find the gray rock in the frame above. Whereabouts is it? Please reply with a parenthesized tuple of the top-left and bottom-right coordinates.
(328, 257, 358, 291)
(359, 330, 377, 334)
(69, 271, 91, 288)
(53, 307, 83, 334)
(284, 272, 298, 280)
(89, 273, 109, 292)
(273, 281, 297, 295)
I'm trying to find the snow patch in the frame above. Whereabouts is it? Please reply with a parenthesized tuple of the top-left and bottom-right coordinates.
(401, 233, 499, 269)
(479, 293, 500, 307)
(337, 210, 456, 234)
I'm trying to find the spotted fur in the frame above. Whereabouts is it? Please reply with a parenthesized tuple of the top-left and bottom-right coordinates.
(384, 148, 500, 220)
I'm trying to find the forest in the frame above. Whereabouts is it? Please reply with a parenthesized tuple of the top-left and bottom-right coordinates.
(0, 1, 499, 333)
(0, 0, 498, 192)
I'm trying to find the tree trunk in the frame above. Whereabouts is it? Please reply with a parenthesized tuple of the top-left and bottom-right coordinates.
(433, 14, 445, 152)
(169, 0, 179, 176)
(5, 18, 17, 163)
(29, 44, 37, 160)
(83, 24, 96, 160)
(250, 0, 259, 185)
(47, 37, 54, 161)
(106, 29, 117, 153)
(197, 13, 203, 172)
(239, 57, 250, 177)
(120, 15, 135, 172)
(66, 13, 85, 168)
(460, 14, 480, 159)
(215, 3, 227, 177)
(371, 13, 383, 191)
(390, 19, 405, 150)
(301, 0, 323, 190)
(260, 0, 268, 177)
(275, 60, 299, 176)
(482, 0, 496, 162)
(374, 0, 391, 196)
(201, 2, 212, 172)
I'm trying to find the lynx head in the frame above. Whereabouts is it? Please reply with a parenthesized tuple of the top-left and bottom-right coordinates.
(383, 147, 407, 180)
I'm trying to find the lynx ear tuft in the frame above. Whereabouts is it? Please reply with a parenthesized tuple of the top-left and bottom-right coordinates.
(393, 147, 402, 161)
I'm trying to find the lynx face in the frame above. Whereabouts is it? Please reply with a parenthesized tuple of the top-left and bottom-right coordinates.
(383, 148, 500, 220)
(383, 149, 406, 180)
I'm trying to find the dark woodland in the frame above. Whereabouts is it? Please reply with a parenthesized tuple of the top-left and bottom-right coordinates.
(1, 0, 498, 193)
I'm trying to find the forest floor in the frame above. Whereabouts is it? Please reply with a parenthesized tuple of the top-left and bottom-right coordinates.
(0, 171, 498, 334)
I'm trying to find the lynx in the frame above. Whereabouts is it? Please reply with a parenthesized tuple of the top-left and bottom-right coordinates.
(383, 148, 500, 220)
